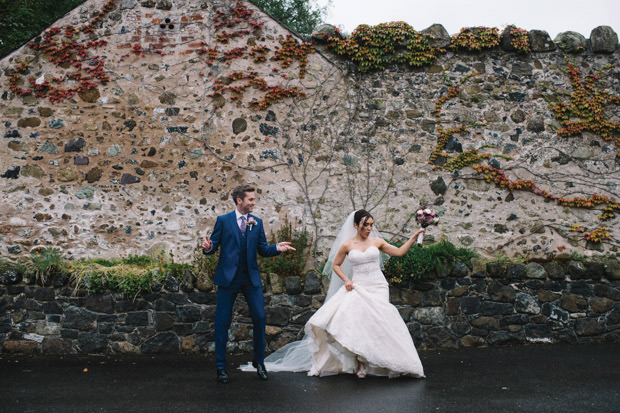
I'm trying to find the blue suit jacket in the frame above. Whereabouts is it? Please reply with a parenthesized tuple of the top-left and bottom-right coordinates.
(204, 211, 280, 288)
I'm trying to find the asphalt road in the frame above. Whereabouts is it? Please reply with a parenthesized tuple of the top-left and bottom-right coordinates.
(1, 343, 619, 412)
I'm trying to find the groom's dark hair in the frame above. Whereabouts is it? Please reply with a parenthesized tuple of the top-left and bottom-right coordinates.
(232, 184, 255, 205)
(354, 209, 373, 226)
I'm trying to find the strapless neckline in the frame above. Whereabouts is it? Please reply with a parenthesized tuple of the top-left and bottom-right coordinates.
(349, 245, 379, 255)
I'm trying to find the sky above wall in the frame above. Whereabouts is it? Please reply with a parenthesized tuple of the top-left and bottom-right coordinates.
(320, 0, 620, 39)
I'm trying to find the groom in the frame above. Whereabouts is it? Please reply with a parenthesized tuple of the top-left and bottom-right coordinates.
(202, 184, 295, 384)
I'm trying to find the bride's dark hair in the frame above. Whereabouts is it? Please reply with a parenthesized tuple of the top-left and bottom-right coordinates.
(354, 209, 373, 226)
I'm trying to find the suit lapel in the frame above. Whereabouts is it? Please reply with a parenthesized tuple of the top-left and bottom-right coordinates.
(228, 211, 241, 247)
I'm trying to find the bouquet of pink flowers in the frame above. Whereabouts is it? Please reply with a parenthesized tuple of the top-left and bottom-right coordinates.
(415, 207, 439, 245)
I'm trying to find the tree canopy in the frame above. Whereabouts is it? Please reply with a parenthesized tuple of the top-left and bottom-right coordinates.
(250, 0, 328, 35)
(0, 0, 86, 59)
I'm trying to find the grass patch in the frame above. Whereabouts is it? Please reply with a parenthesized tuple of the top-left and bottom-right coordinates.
(71, 253, 191, 297)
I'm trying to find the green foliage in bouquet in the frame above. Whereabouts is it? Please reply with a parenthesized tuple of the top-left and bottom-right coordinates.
(383, 240, 476, 287)
(260, 216, 312, 277)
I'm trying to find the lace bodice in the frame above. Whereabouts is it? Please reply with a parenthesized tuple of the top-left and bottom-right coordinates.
(348, 246, 384, 284)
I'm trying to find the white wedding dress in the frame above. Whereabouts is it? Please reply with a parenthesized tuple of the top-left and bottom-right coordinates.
(304, 245, 425, 378)
(240, 212, 424, 379)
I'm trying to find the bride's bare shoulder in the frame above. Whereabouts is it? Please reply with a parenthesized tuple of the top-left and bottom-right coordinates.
(339, 239, 354, 253)
(370, 237, 385, 246)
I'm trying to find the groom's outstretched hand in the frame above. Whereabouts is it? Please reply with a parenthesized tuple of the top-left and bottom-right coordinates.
(276, 242, 296, 253)
(201, 236, 212, 253)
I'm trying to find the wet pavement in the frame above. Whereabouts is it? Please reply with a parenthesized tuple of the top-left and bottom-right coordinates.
(1, 343, 619, 412)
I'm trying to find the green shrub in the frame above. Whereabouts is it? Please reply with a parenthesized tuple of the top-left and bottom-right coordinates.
(383, 240, 476, 287)
(163, 261, 192, 279)
(108, 271, 154, 296)
(260, 217, 312, 278)
(28, 247, 67, 285)
(192, 241, 219, 280)
(155, 251, 191, 279)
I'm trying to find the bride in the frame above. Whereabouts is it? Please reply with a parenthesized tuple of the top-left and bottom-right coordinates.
(243, 209, 426, 378)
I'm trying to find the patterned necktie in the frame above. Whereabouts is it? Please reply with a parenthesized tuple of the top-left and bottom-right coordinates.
(240, 216, 246, 235)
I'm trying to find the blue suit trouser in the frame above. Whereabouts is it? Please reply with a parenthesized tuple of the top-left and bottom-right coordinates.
(214, 270, 266, 369)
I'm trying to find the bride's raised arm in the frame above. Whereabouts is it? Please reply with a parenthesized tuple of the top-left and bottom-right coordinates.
(378, 229, 425, 257)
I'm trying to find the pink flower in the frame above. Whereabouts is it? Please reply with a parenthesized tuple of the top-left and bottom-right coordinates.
(415, 206, 440, 228)
(247, 217, 257, 231)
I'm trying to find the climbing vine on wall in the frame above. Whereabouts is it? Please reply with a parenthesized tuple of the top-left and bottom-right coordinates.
(7, 0, 117, 103)
(584, 226, 612, 243)
(430, 72, 484, 166)
(207, 71, 306, 110)
(325, 21, 444, 72)
(431, 71, 620, 243)
(450, 27, 501, 52)
(501, 25, 531, 54)
(197, 2, 315, 110)
(321, 23, 534, 73)
(547, 62, 620, 151)
(273, 34, 315, 78)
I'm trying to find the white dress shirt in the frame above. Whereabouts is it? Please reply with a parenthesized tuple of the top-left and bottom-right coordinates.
(235, 210, 248, 231)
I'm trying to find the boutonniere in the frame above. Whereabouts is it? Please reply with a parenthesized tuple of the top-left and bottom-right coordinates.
(247, 217, 257, 231)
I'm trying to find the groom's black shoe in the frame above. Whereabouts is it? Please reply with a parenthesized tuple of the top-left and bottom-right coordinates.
(216, 368, 229, 384)
(252, 362, 268, 381)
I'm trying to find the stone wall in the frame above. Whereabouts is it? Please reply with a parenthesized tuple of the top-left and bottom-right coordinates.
(1, 0, 619, 267)
(2, 258, 620, 355)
